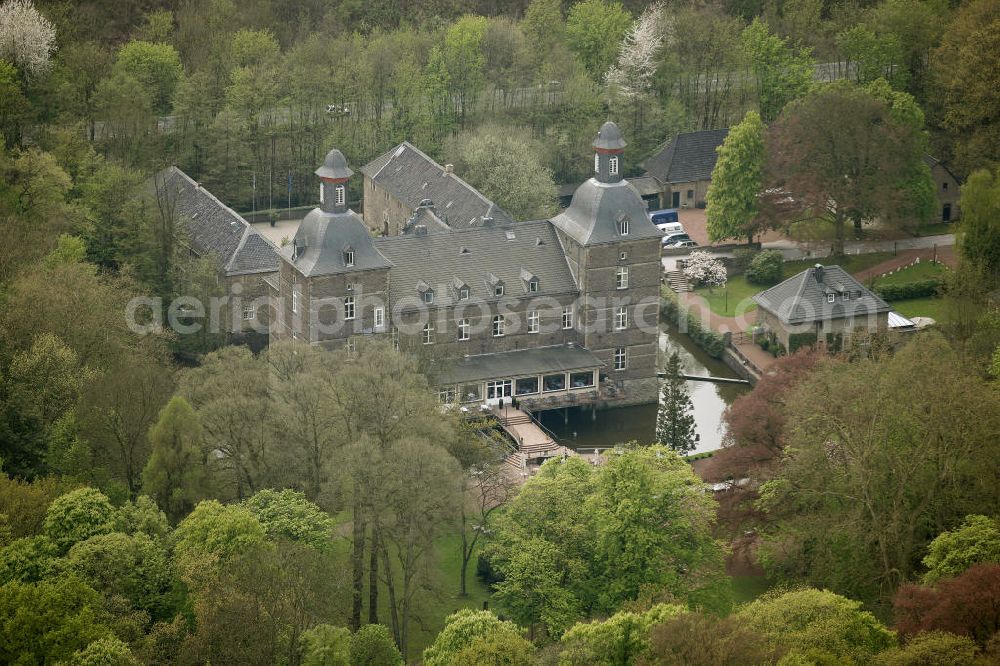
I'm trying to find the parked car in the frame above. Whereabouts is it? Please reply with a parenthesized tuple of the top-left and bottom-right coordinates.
(666, 239, 698, 249)
(661, 232, 692, 246)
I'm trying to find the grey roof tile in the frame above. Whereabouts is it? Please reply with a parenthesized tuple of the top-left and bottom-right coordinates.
(361, 142, 513, 229)
(374, 220, 578, 307)
(753, 265, 891, 325)
(285, 207, 393, 277)
(156, 167, 279, 276)
(644, 129, 729, 184)
(551, 179, 662, 246)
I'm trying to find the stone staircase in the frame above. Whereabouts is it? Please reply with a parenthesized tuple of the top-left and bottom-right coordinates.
(664, 270, 691, 293)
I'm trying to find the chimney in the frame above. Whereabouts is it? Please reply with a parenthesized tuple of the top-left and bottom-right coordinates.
(414, 225, 428, 236)
(814, 264, 824, 283)
(444, 164, 454, 174)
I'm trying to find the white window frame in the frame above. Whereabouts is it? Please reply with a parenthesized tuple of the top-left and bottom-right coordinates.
(344, 250, 354, 266)
(459, 286, 470, 300)
(422, 323, 434, 345)
(609, 155, 619, 175)
(374, 307, 384, 330)
(423, 290, 434, 304)
(619, 217, 630, 236)
(614, 346, 627, 371)
(291, 286, 301, 314)
(439, 387, 456, 404)
(562, 306, 574, 330)
(344, 296, 355, 320)
(528, 279, 539, 293)
(458, 318, 470, 341)
(492, 315, 505, 337)
(242, 303, 256, 321)
(616, 266, 629, 290)
(527, 310, 539, 334)
(494, 283, 505, 297)
(594, 152, 600, 173)
(614, 306, 628, 330)
(335, 184, 346, 206)
(827, 293, 835, 303)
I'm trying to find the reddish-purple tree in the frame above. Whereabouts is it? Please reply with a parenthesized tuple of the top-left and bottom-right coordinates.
(893, 564, 1000, 646)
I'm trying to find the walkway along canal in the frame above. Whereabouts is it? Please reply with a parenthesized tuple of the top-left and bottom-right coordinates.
(536, 325, 749, 456)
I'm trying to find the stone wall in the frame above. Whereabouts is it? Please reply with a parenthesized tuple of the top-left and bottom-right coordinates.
(362, 175, 411, 236)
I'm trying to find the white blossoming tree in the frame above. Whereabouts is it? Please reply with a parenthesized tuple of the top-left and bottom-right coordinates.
(604, 3, 668, 101)
(0, 0, 56, 79)
(683, 250, 727, 290)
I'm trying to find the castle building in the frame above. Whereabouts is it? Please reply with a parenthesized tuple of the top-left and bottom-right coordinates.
(271, 121, 662, 407)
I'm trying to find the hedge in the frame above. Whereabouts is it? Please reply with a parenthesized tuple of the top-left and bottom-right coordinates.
(788, 331, 817, 353)
(873, 278, 943, 301)
(661, 290, 726, 358)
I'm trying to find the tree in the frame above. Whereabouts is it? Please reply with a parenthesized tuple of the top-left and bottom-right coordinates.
(66, 531, 173, 619)
(741, 18, 814, 122)
(443, 124, 558, 220)
(646, 611, 784, 665)
(42, 487, 116, 553)
(836, 25, 907, 88)
(757, 334, 1000, 603)
(242, 488, 337, 552)
(72, 636, 141, 666)
(893, 564, 1000, 646)
(877, 631, 980, 666)
(171, 499, 267, 590)
(0, 0, 56, 79)
(957, 167, 1000, 276)
(706, 111, 766, 244)
(682, 250, 726, 289)
(423, 609, 526, 666)
(744, 249, 783, 285)
(655, 351, 697, 455)
(299, 624, 350, 666)
(565, 0, 633, 81)
(0, 575, 112, 664)
(113, 40, 183, 114)
(922, 515, 1000, 584)
(425, 15, 488, 128)
(928, 0, 1000, 176)
(559, 603, 685, 665)
(0, 535, 59, 584)
(142, 396, 212, 524)
(605, 3, 665, 101)
(766, 82, 927, 254)
(737, 588, 896, 663)
(350, 624, 403, 666)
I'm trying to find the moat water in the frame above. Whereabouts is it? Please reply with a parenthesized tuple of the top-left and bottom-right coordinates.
(536, 326, 749, 455)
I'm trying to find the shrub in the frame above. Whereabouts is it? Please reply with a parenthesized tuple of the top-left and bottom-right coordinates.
(732, 248, 756, 273)
(787, 332, 817, 353)
(874, 278, 943, 301)
(746, 250, 784, 285)
(661, 290, 726, 358)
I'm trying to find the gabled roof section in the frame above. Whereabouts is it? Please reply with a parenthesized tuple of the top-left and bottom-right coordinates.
(374, 220, 578, 308)
(753, 265, 891, 325)
(361, 141, 514, 229)
(154, 167, 279, 276)
(283, 207, 393, 277)
(643, 128, 729, 184)
(551, 178, 662, 246)
(922, 154, 960, 183)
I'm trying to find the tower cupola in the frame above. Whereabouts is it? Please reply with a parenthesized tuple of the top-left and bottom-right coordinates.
(592, 121, 626, 184)
(315, 148, 353, 213)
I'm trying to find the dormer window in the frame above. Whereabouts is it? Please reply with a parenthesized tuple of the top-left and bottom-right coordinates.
(423, 289, 434, 304)
(827, 293, 835, 303)
(459, 286, 470, 300)
(521, 268, 539, 294)
(495, 283, 505, 297)
(617, 214, 630, 236)
(417, 280, 434, 304)
(335, 185, 345, 206)
(343, 248, 354, 266)
(609, 155, 619, 175)
(528, 280, 539, 293)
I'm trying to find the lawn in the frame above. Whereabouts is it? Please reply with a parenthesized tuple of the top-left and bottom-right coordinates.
(891, 296, 949, 321)
(693, 252, 897, 317)
(873, 260, 948, 286)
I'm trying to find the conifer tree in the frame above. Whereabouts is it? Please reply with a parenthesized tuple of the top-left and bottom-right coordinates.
(655, 352, 698, 455)
(142, 396, 211, 523)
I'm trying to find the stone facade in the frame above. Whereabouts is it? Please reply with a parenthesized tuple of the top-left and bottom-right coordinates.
(925, 157, 961, 223)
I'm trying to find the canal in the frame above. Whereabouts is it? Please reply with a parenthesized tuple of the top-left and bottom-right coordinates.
(536, 326, 749, 455)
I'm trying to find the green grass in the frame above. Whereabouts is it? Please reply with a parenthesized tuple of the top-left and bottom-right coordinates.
(731, 574, 773, 605)
(911, 221, 954, 237)
(891, 296, 948, 321)
(873, 260, 948, 286)
(783, 251, 895, 277)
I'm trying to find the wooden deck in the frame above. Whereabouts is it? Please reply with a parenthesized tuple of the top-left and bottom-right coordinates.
(494, 406, 575, 477)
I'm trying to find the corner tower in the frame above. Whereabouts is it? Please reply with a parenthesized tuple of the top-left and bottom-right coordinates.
(551, 121, 662, 404)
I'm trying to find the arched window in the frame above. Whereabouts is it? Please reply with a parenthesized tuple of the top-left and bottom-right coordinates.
(335, 185, 346, 206)
(609, 155, 619, 175)
(594, 152, 600, 173)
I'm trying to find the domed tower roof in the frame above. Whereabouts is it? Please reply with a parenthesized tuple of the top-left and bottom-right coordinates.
(315, 148, 354, 181)
(593, 121, 627, 151)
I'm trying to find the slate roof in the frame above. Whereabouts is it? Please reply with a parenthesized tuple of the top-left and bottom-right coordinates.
(753, 265, 891, 325)
(922, 154, 960, 183)
(594, 121, 627, 150)
(433, 344, 604, 385)
(643, 129, 729, 184)
(283, 207, 393, 277)
(156, 167, 279, 276)
(551, 179, 662, 246)
(374, 220, 578, 308)
(361, 142, 513, 229)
